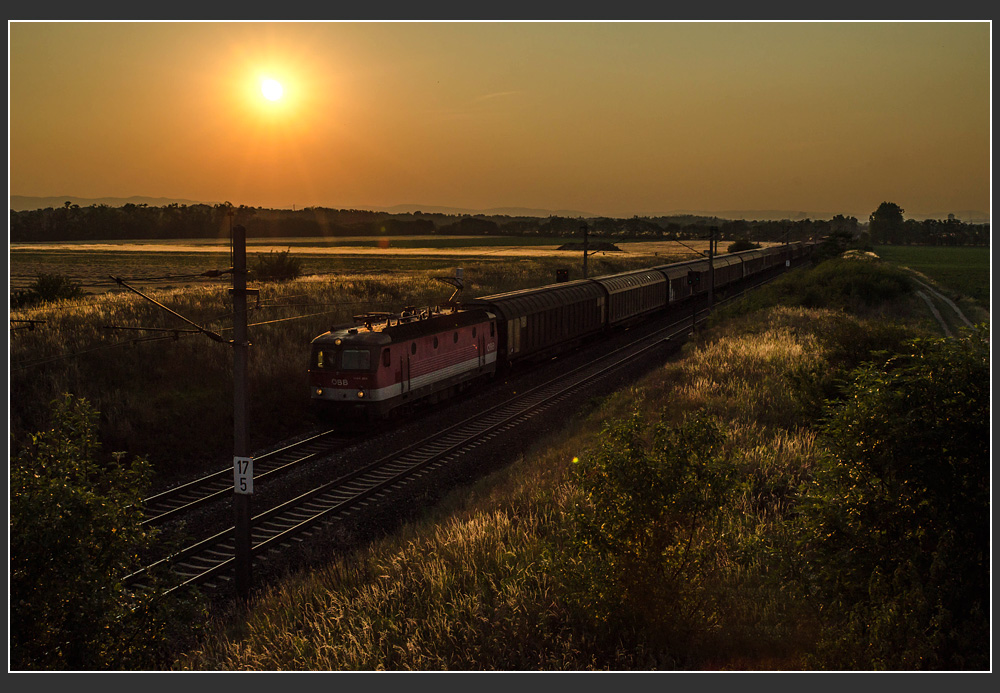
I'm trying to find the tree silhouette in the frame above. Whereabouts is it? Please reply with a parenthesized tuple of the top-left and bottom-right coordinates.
(869, 202, 905, 244)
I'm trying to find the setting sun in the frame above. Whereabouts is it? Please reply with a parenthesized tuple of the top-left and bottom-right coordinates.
(9, 22, 990, 220)
(261, 78, 284, 101)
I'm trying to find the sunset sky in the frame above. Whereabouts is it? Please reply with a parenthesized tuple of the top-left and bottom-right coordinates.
(8, 21, 992, 220)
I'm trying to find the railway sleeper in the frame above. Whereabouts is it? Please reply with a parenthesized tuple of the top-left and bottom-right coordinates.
(204, 550, 233, 562)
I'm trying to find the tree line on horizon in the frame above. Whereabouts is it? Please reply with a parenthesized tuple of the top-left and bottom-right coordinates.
(8, 200, 988, 247)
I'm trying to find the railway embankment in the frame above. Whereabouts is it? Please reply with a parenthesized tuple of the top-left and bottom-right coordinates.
(173, 254, 988, 671)
(11, 248, 988, 670)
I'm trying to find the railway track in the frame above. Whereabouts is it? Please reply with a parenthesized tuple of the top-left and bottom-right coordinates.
(140, 430, 357, 526)
(127, 269, 789, 596)
(126, 308, 705, 596)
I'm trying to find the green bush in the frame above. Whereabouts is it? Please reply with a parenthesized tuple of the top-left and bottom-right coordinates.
(798, 326, 989, 669)
(565, 410, 738, 665)
(10, 394, 206, 670)
(11, 272, 85, 309)
(727, 237, 759, 253)
(715, 257, 913, 321)
(253, 248, 303, 282)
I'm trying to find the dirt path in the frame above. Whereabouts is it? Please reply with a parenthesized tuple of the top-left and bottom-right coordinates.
(909, 277, 974, 329)
(915, 290, 954, 337)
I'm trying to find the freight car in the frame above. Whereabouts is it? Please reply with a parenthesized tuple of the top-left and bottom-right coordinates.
(463, 279, 607, 363)
(309, 241, 817, 421)
(592, 268, 668, 327)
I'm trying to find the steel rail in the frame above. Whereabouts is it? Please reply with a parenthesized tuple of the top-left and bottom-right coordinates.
(129, 309, 699, 594)
(140, 429, 354, 525)
(139, 263, 785, 529)
(131, 266, 800, 594)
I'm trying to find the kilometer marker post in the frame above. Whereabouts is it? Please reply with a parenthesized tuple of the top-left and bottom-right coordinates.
(231, 225, 253, 600)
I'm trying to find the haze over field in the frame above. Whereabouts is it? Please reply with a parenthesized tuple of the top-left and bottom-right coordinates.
(9, 21, 991, 222)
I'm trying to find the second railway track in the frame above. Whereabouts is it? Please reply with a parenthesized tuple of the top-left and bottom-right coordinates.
(141, 430, 358, 526)
(127, 308, 703, 595)
(128, 270, 788, 597)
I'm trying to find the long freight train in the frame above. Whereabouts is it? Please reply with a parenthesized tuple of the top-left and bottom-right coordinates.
(309, 241, 816, 421)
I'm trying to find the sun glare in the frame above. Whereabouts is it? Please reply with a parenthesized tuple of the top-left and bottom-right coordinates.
(261, 78, 284, 101)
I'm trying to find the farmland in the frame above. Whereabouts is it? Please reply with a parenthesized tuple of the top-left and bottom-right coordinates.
(8, 239, 985, 483)
(9, 239, 990, 670)
(9, 238, 690, 485)
(873, 245, 990, 309)
(9, 235, 709, 294)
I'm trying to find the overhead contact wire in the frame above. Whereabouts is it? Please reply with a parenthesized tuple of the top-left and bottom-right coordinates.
(109, 275, 228, 343)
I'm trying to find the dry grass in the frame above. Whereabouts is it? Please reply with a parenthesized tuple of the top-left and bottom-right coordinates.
(9, 242, 672, 294)
(9, 255, 660, 483)
(176, 435, 602, 670)
(173, 303, 903, 670)
(184, 512, 578, 670)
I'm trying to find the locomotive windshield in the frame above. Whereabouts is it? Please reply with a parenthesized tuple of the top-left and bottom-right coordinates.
(341, 349, 371, 370)
(313, 346, 373, 371)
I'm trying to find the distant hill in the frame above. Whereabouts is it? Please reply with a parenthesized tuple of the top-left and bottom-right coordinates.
(389, 206, 988, 224)
(385, 206, 829, 221)
(653, 208, 989, 223)
(678, 209, 838, 222)
(9, 197, 597, 218)
(377, 204, 599, 218)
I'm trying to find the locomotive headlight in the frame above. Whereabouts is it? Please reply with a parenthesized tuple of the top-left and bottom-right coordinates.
(315, 388, 324, 397)
(356, 390, 366, 398)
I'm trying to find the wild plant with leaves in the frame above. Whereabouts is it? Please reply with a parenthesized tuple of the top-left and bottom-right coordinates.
(799, 326, 989, 669)
(10, 395, 207, 670)
(566, 410, 738, 665)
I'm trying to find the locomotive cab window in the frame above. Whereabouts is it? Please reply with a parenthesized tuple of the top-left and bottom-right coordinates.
(341, 349, 371, 371)
(453, 331, 459, 343)
(382, 348, 391, 368)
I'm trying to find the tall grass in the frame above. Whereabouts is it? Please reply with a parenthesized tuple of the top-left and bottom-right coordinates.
(713, 256, 915, 322)
(9, 256, 656, 484)
(175, 297, 923, 670)
(181, 509, 595, 670)
(17, 250, 973, 669)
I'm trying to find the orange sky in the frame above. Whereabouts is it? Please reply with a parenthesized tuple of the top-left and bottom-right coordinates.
(8, 21, 991, 220)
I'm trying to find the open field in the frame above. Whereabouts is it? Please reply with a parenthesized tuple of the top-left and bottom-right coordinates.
(873, 245, 990, 308)
(11, 246, 989, 670)
(8, 250, 674, 483)
(11, 234, 568, 253)
(9, 236, 714, 294)
(174, 272, 988, 671)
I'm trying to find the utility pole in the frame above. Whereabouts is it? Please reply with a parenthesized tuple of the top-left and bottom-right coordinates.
(231, 225, 253, 600)
(688, 268, 699, 334)
(708, 225, 716, 308)
(581, 223, 589, 278)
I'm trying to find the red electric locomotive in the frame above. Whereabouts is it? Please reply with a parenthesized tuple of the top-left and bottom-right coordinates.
(309, 306, 498, 422)
(308, 244, 821, 423)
